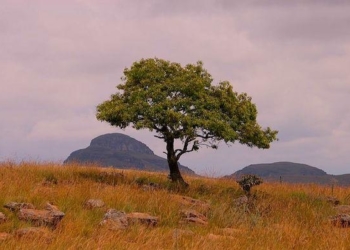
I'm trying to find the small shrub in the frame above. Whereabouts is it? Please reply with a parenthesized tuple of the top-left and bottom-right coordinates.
(237, 174, 263, 195)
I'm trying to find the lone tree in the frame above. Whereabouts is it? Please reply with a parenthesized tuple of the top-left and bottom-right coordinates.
(96, 58, 278, 186)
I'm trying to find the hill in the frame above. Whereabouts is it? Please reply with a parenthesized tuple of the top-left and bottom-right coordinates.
(64, 133, 195, 175)
(227, 162, 350, 186)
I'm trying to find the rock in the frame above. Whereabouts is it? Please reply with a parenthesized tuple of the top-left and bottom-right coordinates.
(18, 208, 65, 228)
(180, 209, 208, 225)
(45, 202, 60, 212)
(180, 209, 207, 221)
(4, 202, 35, 212)
(15, 227, 53, 243)
(233, 196, 249, 206)
(0, 212, 7, 223)
(100, 209, 128, 230)
(84, 199, 105, 209)
(334, 205, 350, 214)
(0, 232, 11, 241)
(326, 196, 340, 205)
(181, 217, 208, 225)
(330, 214, 350, 227)
(126, 212, 158, 226)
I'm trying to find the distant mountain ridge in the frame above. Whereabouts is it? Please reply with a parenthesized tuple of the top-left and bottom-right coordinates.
(64, 133, 195, 175)
(227, 162, 350, 186)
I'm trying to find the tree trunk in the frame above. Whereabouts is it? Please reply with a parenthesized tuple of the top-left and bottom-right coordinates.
(166, 138, 188, 187)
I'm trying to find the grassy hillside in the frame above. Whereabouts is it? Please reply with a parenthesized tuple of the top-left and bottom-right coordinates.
(0, 162, 349, 249)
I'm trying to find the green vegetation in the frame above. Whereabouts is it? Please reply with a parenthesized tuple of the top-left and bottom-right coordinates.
(96, 58, 278, 185)
(237, 174, 263, 194)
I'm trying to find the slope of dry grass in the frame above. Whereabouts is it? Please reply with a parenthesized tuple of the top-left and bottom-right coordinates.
(0, 161, 349, 249)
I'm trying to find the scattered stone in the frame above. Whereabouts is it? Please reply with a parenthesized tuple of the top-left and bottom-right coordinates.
(84, 199, 105, 209)
(172, 229, 195, 239)
(326, 196, 340, 206)
(45, 202, 60, 212)
(18, 208, 65, 228)
(15, 227, 53, 243)
(126, 212, 158, 226)
(180, 209, 208, 225)
(0, 232, 11, 241)
(181, 217, 208, 225)
(233, 196, 248, 206)
(180, 209, 207, 221)
(4, 202, 35, 212)
(330, 214, 350, 227)
(0, 212, 7, 223)
(334, 205, 350, 214)
(100, 209, 128, 230)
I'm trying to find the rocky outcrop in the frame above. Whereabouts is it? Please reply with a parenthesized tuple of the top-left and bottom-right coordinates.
(100, 209, 159, 230)
(100, 209, 129, 230)
(180, 209, 208, 225)
(64, 133, 195, 175)
(15, 227, 53, 243)
(326, 196, 340, 205)
(330, 214, 350, 227)
(126, 212, 158, 226)
(4, 202, 65, 228)
(4, 202, 35, 211)
(90, 133, 154, 154)
(18, 208, 65, 228)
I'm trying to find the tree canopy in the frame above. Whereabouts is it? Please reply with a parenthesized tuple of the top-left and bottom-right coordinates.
(96, 58, 278, 185)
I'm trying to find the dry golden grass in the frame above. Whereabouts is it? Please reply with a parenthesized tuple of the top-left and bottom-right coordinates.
(0, 161, 349, 249)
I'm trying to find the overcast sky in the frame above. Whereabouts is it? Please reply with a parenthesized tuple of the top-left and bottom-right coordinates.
(1, 0, 349, 176)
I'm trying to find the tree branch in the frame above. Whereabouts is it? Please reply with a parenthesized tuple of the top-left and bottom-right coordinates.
(175, 137, 197, 160)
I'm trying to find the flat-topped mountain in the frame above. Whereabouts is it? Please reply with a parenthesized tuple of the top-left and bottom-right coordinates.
(227, 162, 350, 186)
(64, 133, 195, 175)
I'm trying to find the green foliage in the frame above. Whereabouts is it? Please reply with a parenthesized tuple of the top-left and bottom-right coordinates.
(96, 58, 278, 181)
(237, 174, 263, 194)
